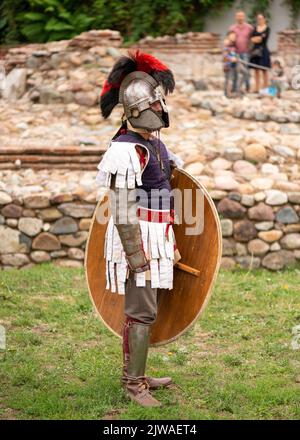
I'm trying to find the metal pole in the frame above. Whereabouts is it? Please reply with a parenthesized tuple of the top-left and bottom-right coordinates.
(238, 56, 269, 71)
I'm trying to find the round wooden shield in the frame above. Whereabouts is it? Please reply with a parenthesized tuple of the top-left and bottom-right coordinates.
(85, 168, 222, 346)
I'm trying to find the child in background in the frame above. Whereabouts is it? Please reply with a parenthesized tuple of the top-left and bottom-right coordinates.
(223, 31, 238, 98)
(270, 59, 287, 98)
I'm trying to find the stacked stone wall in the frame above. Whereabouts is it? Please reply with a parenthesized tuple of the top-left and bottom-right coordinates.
(0, 189, 299, 271)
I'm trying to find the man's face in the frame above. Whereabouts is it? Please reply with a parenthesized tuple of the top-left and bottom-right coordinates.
(236, 11, 245, 24)
(150, 100, 163, 115)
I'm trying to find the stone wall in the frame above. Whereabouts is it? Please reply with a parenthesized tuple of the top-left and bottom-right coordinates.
(277, 30, 300, 81)
(278, 30, 300, 54)
(216, 190, 300, 271)
(0, 191, 94, 269)
(1, 30, 124, 104)
(134, 32, 221, 53)
(2, 29, 122, 73)
(1, 28, 299, 104)
(0, 188, 299, 271)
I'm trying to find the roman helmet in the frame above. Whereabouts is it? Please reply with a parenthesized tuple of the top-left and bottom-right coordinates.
(99, 50, 175, 132)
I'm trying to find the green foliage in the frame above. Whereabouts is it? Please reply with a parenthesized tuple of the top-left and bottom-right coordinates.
(0, 0, 299, 45)
(16, 0, 95, 43)
(284, 0, 300, 28)
(0, 0, 29, 45)
(0, 0, 236, 44)
(248, 0, 272, 22)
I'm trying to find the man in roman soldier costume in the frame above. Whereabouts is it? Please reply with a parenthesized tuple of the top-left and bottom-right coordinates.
(96, 50, 183, 407)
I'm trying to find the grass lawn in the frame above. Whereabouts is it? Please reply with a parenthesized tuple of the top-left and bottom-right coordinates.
(0, 263, 299, 420)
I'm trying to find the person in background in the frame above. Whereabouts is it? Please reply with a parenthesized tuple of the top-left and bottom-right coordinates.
(270, 59, 287, 98)
(249, 13, 271, 93)
(229, 10, 253, 93)
(223, 30, 238, 97)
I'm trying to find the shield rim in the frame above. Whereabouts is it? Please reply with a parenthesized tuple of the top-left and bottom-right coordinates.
(84, 168, 222, 346)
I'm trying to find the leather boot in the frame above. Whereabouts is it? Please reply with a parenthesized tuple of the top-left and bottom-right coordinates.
(121, 318, 162, 407)
(126, 375, 161, 407)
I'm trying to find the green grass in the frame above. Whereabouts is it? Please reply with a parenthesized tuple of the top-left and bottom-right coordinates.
(0, 263, 300, 420)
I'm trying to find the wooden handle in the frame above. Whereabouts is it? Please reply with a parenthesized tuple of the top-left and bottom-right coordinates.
(175, 262, 200, 277)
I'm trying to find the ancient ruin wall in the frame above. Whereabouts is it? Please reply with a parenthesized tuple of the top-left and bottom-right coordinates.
(0, 188, 299, 271)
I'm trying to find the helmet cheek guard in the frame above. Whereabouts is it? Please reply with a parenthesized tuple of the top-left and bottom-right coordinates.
(128, 108, 165, 132)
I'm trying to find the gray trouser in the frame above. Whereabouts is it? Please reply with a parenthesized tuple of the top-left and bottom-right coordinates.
(233, 52, 250, 92)
(124, 272, 158, 325)
(224, 67, 236, 96)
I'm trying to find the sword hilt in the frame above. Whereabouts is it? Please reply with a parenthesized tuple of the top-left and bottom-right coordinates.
(175, 262, 200, 277)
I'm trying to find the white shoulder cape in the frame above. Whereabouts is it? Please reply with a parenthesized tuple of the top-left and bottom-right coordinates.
(95, 141, 148, 189)
(95, 140, 184, 189)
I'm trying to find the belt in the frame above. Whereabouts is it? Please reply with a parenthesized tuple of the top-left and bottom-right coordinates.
(137, 207, 174, 224)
